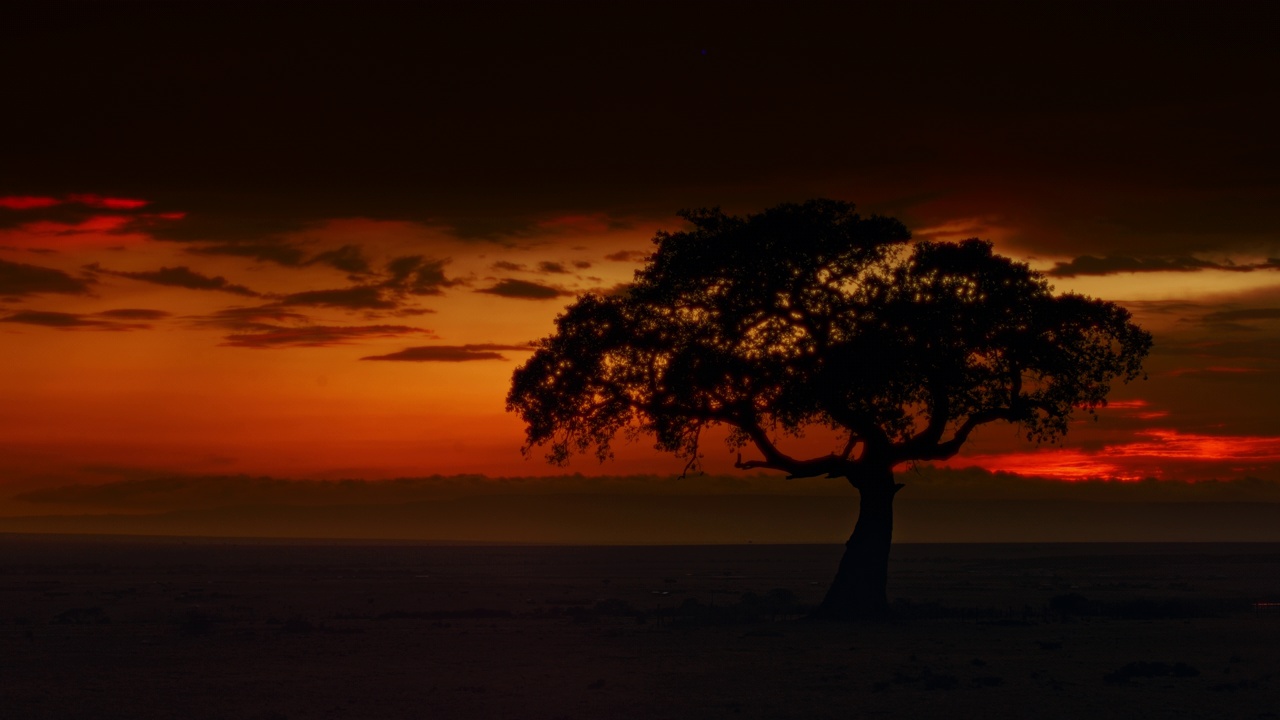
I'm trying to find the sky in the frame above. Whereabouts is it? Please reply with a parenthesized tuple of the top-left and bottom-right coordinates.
(3, 2, 1280, 538)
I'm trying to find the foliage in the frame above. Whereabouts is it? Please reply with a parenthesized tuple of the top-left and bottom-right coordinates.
(508, 200, 1151, 481)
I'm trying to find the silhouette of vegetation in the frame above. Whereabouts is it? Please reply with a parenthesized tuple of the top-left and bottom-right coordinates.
(52, 606, 109, 625)
(508, 200, 1152, 619)
(1049, 592, 1222, 619)
(1103, 661, 1200, 684)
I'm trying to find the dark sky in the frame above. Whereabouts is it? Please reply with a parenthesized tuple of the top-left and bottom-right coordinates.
(6, 1, 1279, 251)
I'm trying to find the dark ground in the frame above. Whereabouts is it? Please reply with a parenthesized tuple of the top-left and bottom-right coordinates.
(1, 536, 1277, 719)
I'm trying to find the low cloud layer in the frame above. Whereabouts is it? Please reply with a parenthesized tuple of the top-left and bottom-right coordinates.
(270, 255, 457, 311)
(476, 278, 570, 300)
(88, 264, 260, 297)
(604, 250, 648, 262)
(191, 305, 312, 331)
(0, 309, 154, 331)
(0, 258, 93, 296)
(220, 324, 433, 348)
(187, 240, 308, 266)
(361, 343, 533, 362)
(278, 286, 394, 310)
(1048, 255, 1280, 277)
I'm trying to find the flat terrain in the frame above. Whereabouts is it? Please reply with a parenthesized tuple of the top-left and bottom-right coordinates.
(1, 536, 1278, 719)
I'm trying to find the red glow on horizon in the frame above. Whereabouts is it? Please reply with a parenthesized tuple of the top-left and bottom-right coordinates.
(1109, 429, 1280, 461)
(1098, 398, 1167, 418)
(1103, 399, 1149, 409)
(957, 449, 1142, 481)
(0, 196, 61, 210)
(948, 428, 1280, 482)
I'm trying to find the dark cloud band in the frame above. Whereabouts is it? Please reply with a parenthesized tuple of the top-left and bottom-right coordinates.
(361, 343, 534, 362)
(87, 263, 260, 297)
(476, 279, 570, 300)
(0, 258, 93, 296)
(221, 324, 432, 349)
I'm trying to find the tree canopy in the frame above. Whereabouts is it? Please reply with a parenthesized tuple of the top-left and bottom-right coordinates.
(508, 200, 1152, 485)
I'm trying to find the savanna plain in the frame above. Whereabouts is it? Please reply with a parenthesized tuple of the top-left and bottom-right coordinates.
(2, 536, 1277, 720)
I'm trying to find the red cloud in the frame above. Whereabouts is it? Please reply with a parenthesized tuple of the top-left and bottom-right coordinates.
(65, 194, 150, 210)
(23, 215, 134, 235)
(0, 196, 61, 210)
(1107, 429, 1280, 462)
(0, 195, 151, 211)
(1103, 400, 1149, 409)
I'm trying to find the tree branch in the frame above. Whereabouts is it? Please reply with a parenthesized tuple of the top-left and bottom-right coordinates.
(904, 400, 1050, 462)
(734, 421, 856, 479)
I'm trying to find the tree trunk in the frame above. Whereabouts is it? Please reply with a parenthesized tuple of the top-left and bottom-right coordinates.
(813, 467, 902, 620)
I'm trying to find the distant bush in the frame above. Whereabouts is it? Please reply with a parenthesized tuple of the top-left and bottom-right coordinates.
(1104, 661, 1199, 684)
(377, 608, 512, 620)
(177, 609, 221, 636)
(1049, 593, 1092, 616)
(1049, 593, 1219, 620)
(51, 607, 109, 625)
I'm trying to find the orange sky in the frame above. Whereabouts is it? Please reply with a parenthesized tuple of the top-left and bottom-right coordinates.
(3, 2, 1280, 506)
(4, 195, 1280, 490)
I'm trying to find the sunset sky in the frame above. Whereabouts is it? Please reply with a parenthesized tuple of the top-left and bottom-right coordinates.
(4, 2, 1280, 532)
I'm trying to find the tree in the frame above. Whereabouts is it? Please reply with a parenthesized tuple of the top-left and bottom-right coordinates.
(507, 200, 1152, 619)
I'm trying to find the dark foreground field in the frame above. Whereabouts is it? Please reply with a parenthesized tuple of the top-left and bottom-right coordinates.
(1, 537, 1277, 719)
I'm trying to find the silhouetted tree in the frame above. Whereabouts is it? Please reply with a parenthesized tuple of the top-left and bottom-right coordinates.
(507, 200, 1151, 619)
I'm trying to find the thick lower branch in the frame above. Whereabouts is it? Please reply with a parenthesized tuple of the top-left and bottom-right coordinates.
(734, 452, 855, 479)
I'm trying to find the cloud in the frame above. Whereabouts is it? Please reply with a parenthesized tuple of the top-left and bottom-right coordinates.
(88, 264, 260, 296)
(278, 286, 395, 309)
(0, 194, 183, 239)
(186, 241, 371, 274)
(1157, 337, 1280, 360)
(275, 256, 458, 311)
(0, 310, 152, 331)
(491, 260, 526, 272)
(1165, 366, 1264, 379)
(162, 254, 456, 314)
(309, 244, 370, 274)
(475, 278, 570, 300)
(64, 194, 149, 210)
(360, 343, 534, 362)
(187, 240, 308, 266)
(604, 250, 648, 262)
(0, 194, 148, 212)
(1046, 255, 1276, 277)
(96, 308, 171, 320)
(573, 260, 592, 269)
(220, 324, 433, 348)
(1201, 308, 1280, 323)
(144, 212, 310, 243)
(387, 307, 436, 317)
(537, 261, 569, 274)
(0, 196, 61, 210)
(191, 305, 312, 331)
(383, 255, 456, 295)
(0, 258, 94, 296)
